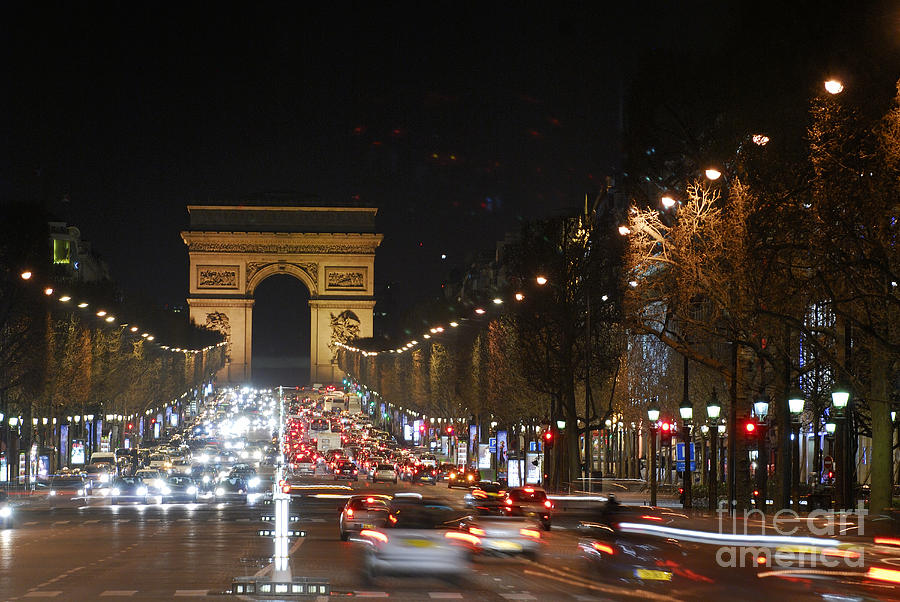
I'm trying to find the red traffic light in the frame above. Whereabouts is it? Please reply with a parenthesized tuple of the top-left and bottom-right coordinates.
(446, 426, 454, 435)
(660, 422, 671, 432)
(126, 422, 134, 430)
(745, 422, 756, 433)
(544, 431, 553, 441)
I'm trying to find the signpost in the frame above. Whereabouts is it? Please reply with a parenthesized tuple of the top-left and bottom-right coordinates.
(675, 442, 696, 473)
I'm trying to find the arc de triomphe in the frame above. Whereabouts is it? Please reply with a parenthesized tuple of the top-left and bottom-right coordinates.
(181, 204, 382, 384)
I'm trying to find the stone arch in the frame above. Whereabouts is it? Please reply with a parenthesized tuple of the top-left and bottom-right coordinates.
(246, 261, 318, 297)
(182, 204, 382, 385)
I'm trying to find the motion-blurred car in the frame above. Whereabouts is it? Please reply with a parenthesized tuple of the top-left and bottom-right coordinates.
(464, 482, 507, 513)
(356, 502, 471, 583)
(458, 515, 543, 559)
(371, 464, 398, 484)
(214, 476, 248, 502)
(293, 455, 316, 476)
(48, 475, 90, 508)
(109, 476, 151, 504)
(340, 495, 391, 541)
(163, 475, 199, 503)
(446, 467, 479, 489)
(502, 486, 552, 530)
(0, 491, 13, 528)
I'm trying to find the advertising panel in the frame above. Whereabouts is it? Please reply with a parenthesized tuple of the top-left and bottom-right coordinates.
(478, 444, 492, 469)
(468, 424, 478, 467)
(526, 452, 542, 484)
(71, 440, 85, 465)
(507, 459, 525, 487)
(497, 430, 508, 470)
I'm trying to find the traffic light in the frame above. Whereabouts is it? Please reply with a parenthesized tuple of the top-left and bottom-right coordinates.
(740, 418, 759, 440)
(126, 422, 134, 432)
(446, 425, 454, 435)
(543, 429, 555, 449)
(659, 421, 673, 444)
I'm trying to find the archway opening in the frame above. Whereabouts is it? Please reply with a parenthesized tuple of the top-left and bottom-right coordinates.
(251, 274, 311, 386)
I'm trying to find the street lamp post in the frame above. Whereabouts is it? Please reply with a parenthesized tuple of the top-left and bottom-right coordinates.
(753, 397, 769, 511)
(831, 385, 851, 510)
(788, 391, 805, 511)
(679, 398, 693, 509)
(647, 400, 660, 507)
(707, 389, 721, 511)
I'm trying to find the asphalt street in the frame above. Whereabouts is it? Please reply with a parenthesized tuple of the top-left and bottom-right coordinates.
(2, 480, 640, 601)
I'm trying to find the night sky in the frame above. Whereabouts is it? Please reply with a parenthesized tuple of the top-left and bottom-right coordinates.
(3, 3, 897, 374)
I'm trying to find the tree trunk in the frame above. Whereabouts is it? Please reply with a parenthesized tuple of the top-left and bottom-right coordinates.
(562, 378, 580, 487)
(870, 350, 893, 514)
(734, 345, 753, 511)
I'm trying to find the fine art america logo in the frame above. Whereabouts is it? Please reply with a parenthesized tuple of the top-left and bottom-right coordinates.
(712, 502, 867, 568)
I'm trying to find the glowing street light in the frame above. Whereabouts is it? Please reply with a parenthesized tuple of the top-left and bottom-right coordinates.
(824, 79, 844, 95)
(59, 296, 71, 302)
(449, 322, 458, 328)
(474, 308, 486, 315)
(20, 271, 32, 280)
(536, 276, 548, 286)
(43, 287, 54, 296)
(492, 297, 503, 305)
(661, 196, 677, 209)
(705, 168, 722, 181)
(515, 292, 524, 301)
(78, 302, 88, 308)
(752, 134, 770, 146)
(617, 225, 631, 236)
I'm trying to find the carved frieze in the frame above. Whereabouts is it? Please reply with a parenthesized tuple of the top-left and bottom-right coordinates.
(325, 267, 367, 291)
(186, 241, 377, 254)
(197, 265, 239, 289)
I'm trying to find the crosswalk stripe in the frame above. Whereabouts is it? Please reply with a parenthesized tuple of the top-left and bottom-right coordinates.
(84, 520, 100, 524)
(23, 592, 63, 598)
(429, 594, 463, 599)
(500, 595, 536, 601)
(23, 521, 38, 526)
(100, 591, 137, 597)
(355, 593, 389, 598)
(174, 590, 209, 596)
(52, 521, 70, 525)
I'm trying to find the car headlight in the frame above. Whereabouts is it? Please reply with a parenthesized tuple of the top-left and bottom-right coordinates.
(100, 474, 109, 483)
(215, 487, 225, 496)
(239, 451, 248, 459)
(77, 489, 85, 496)
(0, 506, 11, 518)
(187, 486, 198, 495)
(253, 450, 262, 460)
(248, 477, 260, 488)
(49, 490, 57, 496)
(137, 486, 148, 496)
(202, 475, 211, 484)
(111, 488, 121, 496)
(199, 454, 209, 464)
(161, 486, 171, 495)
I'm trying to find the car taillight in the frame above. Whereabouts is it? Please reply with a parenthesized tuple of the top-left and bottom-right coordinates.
(449, 472, 456, 479)
(347, 508, 354, 517)
(360, 529, 388, 544)
(544, 500, 552, 509)
(505, 498, 513, 506)
(520, 528, 541, 539)
(469, 527, 486, 536)
(445, 531, 480, 546)
(592, 541, 614, 555)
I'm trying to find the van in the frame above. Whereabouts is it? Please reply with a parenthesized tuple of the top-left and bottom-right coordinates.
(90, 452, 116, 466)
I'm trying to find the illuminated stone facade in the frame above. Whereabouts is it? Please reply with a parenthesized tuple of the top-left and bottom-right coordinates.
(182, 205, 382, 384)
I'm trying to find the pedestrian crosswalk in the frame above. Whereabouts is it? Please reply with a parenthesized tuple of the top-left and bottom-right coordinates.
(16, 590, 608, 600)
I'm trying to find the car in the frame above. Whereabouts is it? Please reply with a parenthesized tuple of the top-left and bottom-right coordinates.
(446, 467, 479, 489)
(464, 481, 507, 513)
(502, 486, 552, 530)
(163, 475, 199, 503)
(83, 463, 115, 486)
(214, 476, 249, 503)
(357, 501, 471, 583)
(411, 465, 438, 485)
(148, 453, 173, 473)
(339, 495, 391, 541)
(334, 461, 360, 481)
(109, 476, 151, 504)
(48, 475, 90, 508)
(0, 491, 13, 528)
(371, 464, 398, 484)
(457, 515, 543, 559)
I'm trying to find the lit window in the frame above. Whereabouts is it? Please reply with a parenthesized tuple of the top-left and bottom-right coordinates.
(53, 239, 72, 264)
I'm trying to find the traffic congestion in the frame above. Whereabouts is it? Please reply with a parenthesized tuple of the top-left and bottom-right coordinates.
(3, 384, 900, 601)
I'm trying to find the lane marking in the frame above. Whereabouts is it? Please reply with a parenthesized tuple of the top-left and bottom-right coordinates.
(429, 594, 463, 599)
(24, 521, 38, 526)
(173, 591, 209, 596)
(500, 595, 536, 601)
(100, 591, 138, 597)
(52, 521, 70, 525)
(23, 593, 63, 598)
(355, 593, 389, 598)
(84, 520, 100, 524)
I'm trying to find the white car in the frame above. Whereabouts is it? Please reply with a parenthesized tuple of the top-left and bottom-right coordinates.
(371, 464, 398, 484)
